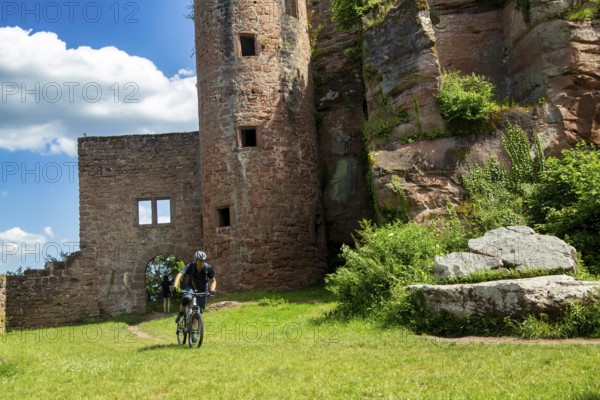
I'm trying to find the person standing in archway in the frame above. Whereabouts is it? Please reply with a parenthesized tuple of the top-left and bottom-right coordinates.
(173, 250, 217, 323)
(161, 274, 173, 313)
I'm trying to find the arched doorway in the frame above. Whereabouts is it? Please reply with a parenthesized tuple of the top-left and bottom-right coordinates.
(145, 253, 185, 313)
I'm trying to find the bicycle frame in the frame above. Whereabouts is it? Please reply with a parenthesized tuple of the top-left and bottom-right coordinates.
(177, 290, 210, 348)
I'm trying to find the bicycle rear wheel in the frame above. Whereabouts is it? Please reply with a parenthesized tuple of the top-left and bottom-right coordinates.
(188, 312, 204, 348)
(176, 317, 187, 345)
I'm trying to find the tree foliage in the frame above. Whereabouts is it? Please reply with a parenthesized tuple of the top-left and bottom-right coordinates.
(526, 143, 600, 273)
(146, 254, 184, 301)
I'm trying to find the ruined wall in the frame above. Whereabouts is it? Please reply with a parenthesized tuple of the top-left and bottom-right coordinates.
(195, 0, 327, 290)
(1, 132, 202, 331)
(78, 132, 202, 314)
(308, 0, 372, 265)
(4, 253, 100, 330)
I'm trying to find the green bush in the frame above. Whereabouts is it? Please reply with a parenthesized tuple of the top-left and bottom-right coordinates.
(435, 71, 496, 123)
(462, 157, 526, 231)
(565, 0, 600, 21)
(331, 0, 367, 31)
(460, 124, 545, 232)
(325, 220, 438, 318)
(526, 143, 600, 273)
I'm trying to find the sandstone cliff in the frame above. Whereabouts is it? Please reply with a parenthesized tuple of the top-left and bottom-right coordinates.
(311, 0, 599, 222)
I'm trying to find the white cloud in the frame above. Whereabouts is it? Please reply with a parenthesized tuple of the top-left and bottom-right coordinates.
(173, 68, 195, 80)
(0, 226, 48, 272)
(0, 226, 75, 273)
(0, 27, 198, 156)
(43, 226, 54, 237)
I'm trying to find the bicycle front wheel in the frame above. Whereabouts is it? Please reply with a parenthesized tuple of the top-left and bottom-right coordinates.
(188, 312, 204, 348)
(176, 318, 187, 346)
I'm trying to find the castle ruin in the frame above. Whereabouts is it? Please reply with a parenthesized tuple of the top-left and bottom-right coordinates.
(1, 0, 598, 331)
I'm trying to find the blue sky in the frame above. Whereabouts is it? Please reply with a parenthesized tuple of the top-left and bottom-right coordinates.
(0, 0, 198, 273)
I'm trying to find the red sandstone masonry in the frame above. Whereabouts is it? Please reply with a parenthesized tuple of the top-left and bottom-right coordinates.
(3, 252, 101, 330)
(0, 132, 203, 331)
(195, 0, 327, 291)
(78, 132, 202, 315)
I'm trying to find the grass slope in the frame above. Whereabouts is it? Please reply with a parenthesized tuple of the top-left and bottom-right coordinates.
(1, 287, 599, 399)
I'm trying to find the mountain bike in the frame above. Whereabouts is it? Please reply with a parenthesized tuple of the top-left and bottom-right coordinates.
(176, 290, 211, 348)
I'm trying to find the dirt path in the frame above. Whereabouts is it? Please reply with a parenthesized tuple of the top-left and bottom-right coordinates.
(126, 312, 167, 340)
(126, 302, 248, 340)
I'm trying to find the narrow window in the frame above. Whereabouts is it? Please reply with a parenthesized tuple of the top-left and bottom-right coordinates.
(239, 34, 257, 56)
(239, 128, 257, 148)
(138, 200, 152, 225)
(286, 0, 299, 18)
(156, 199, 172, 224)
(217, 207, 231, 227)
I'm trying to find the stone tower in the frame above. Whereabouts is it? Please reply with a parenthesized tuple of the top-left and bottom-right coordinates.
(194, 0, 327, 290)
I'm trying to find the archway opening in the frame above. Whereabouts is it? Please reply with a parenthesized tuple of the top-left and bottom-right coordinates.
(145, 253, 185, 313)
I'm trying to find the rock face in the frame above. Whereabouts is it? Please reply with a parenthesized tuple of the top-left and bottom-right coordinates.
(468, 226, 578, 272)
(434, 252, 504, 279)
(362, 0, 445, 136)
(360, 0, 600, 221)
(408, 275, 600, 319)
(309, 0, 373, 253)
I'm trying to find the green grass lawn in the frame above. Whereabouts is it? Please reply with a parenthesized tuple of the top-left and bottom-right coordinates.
(1, 287, 599, 399)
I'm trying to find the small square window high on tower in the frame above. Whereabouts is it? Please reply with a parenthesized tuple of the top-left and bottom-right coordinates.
(217, 207, 231, 227)
(239, 34, 257, 57)
(239, 127, 258, 148)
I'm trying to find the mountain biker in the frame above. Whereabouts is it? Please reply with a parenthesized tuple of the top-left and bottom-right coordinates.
(174, 250, 217, 323)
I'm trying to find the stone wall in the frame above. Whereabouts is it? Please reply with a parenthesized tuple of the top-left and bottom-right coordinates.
(195, 0, 327, 291)
(4, 253, 100, 330)
(78, 132, 202, 314)
(1, 132, 202, 331)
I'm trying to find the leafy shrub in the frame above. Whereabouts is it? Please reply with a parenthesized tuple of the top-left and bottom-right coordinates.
(460, 124, 545, 232)
(565, 0, 600, 21)
(462, 157, 526, 231)
(331, 0, 367, 31)
(526, 143, 600, 273)
(435, 72, 496, 123)
(503, 124, 534, 191)
(325, 220, 438, 318)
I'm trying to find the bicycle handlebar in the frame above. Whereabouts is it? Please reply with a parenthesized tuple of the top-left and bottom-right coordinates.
(181, 290, 214, 296)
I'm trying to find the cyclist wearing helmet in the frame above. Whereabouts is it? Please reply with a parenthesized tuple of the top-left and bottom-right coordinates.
(174, 250, 217, 323)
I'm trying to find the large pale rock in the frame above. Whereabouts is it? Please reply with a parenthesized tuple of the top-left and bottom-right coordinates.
(407, 275, 600, 318)
(434, 252, 504, 279)
(468, 226, 577, 272)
